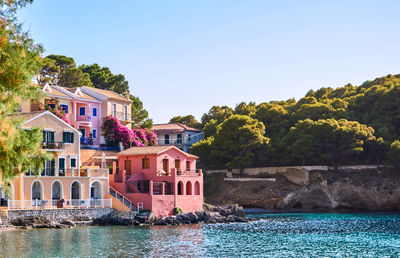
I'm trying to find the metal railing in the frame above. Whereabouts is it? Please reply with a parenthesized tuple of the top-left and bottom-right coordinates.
(112, 112, 132, 122)
(176, 169, 201, 176)
(76, 115, 91, 122)
(42, 141, 65, 150)
(109, 186, 138, 212)
(8, 199, 112, 210)
(157, 139, 187, 145)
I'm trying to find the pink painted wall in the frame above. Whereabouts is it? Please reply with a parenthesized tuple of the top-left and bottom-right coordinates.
(111, 147, 203, 217)
(71, 100, 101, 146)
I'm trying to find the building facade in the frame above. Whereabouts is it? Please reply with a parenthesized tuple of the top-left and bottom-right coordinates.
(152, 123, 203, 153)
(0, 111, 110, 210)
(109, 146, 203, 217)
(20, 84, 133, 147)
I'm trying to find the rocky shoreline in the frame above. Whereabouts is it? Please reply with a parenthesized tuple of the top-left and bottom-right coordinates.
(0, 204, 253, 231)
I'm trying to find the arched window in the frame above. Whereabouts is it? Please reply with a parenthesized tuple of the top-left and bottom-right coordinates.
(177, 181, 183, 195)
(186, 181, 192, 195)
(52, 181, 62, 200)
(32, 181, 42, 200)
(194, 181, 200, 195)
(71, 181, 81, 200)
(90, 182, 102, 199)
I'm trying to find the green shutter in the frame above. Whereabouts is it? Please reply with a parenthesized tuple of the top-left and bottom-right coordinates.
(50, 131, 54, 143)
(71, 132, 74, 143)
(63, 132, 67, 143)
(50, 159, 55, 176)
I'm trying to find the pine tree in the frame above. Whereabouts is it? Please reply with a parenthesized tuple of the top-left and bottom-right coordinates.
(0, 0, 51, 185)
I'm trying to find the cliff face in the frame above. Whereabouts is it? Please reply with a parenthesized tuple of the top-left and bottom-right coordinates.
(204, 168, 400, 211)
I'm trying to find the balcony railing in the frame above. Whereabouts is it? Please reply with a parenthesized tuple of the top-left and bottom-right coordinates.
(157, 139, 187, 145)
(76, 115, 91, 122)
(42, 141, 65, 150)
(111, 112, 132, 122)
(176, 169, 201, 176)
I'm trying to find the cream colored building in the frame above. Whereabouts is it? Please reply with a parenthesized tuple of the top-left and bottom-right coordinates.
(0, 111, 111, 209)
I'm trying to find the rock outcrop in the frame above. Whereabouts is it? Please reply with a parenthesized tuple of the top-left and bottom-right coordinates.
(93, 204, 251, 226)
(205, 167, 400, 212)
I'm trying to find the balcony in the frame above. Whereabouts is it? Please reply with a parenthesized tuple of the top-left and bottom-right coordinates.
(76, 115, 91, 122)
(42, 141, 65, 150)
(157, 138, 187, 146)
(111, 112, 132, 122)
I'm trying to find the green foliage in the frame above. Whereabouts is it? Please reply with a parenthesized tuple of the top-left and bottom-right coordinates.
(190, 73, 400, 169)
(79, 63, 129, 94)
(169, 115, 201, 129)
(173, 207, 183, 215)
(0, 0, 51, 182)
(201, 105, 233, 126)
(385, 140, 400, 167)
(130, 95, 152, 128)
(58, 67, 93, 87)
(192, 115, 269, 170)
(284, 118, 376, 168)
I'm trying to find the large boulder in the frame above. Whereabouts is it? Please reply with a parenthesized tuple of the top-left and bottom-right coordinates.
(279, 168, 309, 185)
(231, 204, 245, 218)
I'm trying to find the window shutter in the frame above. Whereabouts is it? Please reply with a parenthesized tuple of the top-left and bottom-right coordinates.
(71, 133, 74, 143)
(63, 132, 67, 142)
(50, 131, 54, 142)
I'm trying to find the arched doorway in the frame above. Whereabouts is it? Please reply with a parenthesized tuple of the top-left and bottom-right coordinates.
(90, 182, 101, 199)
(71, 181, 81, 200)
(52, 181, 62, 200)
(31, 181, 42, 200)
(194, 181, 200, 195)
(177, 181, 183, 195)
(186, 181, 192, 195)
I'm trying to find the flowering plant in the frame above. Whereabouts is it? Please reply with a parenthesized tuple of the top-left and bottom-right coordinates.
(39, 98, 70, 124)
(102, 116, 158, 148)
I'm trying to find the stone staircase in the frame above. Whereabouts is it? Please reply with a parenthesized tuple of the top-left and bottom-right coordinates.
(108, 186, 141, 215)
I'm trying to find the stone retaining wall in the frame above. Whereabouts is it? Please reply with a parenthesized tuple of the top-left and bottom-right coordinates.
(207, 165, 381, 176)
(7, 208, 113, 222)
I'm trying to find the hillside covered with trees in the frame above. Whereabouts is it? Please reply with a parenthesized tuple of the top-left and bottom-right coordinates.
(182, 74, 400, 170)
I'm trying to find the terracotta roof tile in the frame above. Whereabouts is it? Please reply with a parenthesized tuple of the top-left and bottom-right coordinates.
(152, 123, 202, 134)
(117, 145, 198, 158)
(9, 111, 46, 121)
(84, 87, 131, 102)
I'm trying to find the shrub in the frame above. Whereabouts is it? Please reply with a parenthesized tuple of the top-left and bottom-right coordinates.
(173, 207, 183, 215)
(101, 116, 158, 148)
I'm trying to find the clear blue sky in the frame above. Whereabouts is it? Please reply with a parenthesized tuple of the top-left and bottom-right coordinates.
(18, 0, 400, 123)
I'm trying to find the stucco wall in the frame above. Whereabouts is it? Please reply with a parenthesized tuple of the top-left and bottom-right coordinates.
(22, 113, 81, 173)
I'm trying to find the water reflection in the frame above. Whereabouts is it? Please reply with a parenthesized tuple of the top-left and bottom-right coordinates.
(0, 224, 206, 257)
(1, 214, 400, 257)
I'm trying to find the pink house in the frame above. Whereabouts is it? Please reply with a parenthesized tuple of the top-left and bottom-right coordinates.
(52, 86, 102, 146)
(110, 146, 203, 217)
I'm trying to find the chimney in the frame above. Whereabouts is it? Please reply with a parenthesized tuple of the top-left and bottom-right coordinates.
(126, 89, 130, 99)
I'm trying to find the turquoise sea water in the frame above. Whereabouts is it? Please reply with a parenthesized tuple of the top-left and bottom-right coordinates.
(1, 213, 400, 257)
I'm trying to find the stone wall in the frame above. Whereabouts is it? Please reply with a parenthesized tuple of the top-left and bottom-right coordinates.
(7, 208, 113, 222)
(207, 165, 380, 176)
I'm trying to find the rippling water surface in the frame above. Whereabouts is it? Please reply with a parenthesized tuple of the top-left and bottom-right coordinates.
(1, 213, 400, 257)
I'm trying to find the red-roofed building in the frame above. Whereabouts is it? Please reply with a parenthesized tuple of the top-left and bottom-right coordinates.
(110, 146, 203, 217)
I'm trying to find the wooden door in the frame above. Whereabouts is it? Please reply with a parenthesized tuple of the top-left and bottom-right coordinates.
(163, 159, 169, 173)
(124, 160, 132, 176)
